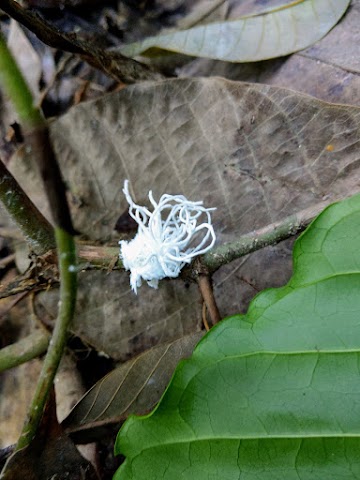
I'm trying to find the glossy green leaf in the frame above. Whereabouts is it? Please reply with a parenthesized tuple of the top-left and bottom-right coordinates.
(119, 0, 351, 62)
(114, 193, 360, 479)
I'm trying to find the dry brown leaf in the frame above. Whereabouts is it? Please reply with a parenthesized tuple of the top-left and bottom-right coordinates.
(300, 0, 360, 74)
(37, 270, 201, 361)
(63, 332, 204, 441)
(179, 2, 360, 105)
(1, 390, 97, 479)
(7, 21, 41, 99)
(0, 295, 41, 448)
(119, 0, 350, 62)
(9, 77, 360, 357)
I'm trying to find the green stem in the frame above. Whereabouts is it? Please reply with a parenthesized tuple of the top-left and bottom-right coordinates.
(202, 201, 329, 272)
(0, 30, 57, 254)
(0, 331, 50, 373)
(16, 227, 77, 450)
(202, 216, 301, 272)
(0, 30, 44, 129)
(0, 158, 56, 254)
(0, 25, 78, 453)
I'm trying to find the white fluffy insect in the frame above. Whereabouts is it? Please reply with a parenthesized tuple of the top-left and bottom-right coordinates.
(119, 180, 216, 294)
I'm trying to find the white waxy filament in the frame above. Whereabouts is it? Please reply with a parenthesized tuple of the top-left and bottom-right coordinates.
(119, 180, 216, 293)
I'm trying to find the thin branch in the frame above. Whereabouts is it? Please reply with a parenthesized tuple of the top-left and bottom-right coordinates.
(0, 32, 56, 252)
(202, 301, 210, 331)
(0, 199, 346, 300)
(16, 227, 77, 450)
(0, 330, 50, 373)
(0, 0, 164, 84)
(0, 275, 53, 300)
(202, 200, 335, 273)
(0, 157, 56, 254)
(77, 200, 339, 274)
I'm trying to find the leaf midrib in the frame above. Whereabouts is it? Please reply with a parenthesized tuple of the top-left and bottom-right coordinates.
(124, 432, 360, 459)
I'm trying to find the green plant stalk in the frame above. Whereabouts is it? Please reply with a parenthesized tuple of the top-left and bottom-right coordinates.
(0, 31, 75, 235)
(0, 30, 56, 254)
(0, 330, 50, 373)
(16, 227, 77, 450)
(0, 30, 43, 129)
(0, 27, 78, 453)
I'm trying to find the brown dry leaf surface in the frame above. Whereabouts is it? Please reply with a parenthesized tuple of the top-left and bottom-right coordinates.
(1, 390, 97, 480)
(120, 0, 351, 63)
(49, 78, 360, 238)
(37, 270, 201, 361)
(300, 0, 360, 74)
(63, 331, 204, 440)
(179, 0, 360, 105)
(0, 293, 41, 448)
(0, 3, 359, 472)
(9, 77, 359, 358)
(228, 0, 291, 17)
(0, 1, 358, 475)
(7, 20, 42, 99)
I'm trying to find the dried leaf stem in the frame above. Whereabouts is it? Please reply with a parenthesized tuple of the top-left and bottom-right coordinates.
(197, 274, 221, 326)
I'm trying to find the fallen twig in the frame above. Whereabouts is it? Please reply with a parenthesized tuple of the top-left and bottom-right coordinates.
(0, 0, 164, 84)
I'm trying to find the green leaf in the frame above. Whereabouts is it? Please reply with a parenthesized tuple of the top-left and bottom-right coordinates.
(114, 193, 360, 479)
(119, 0, 351, 63)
